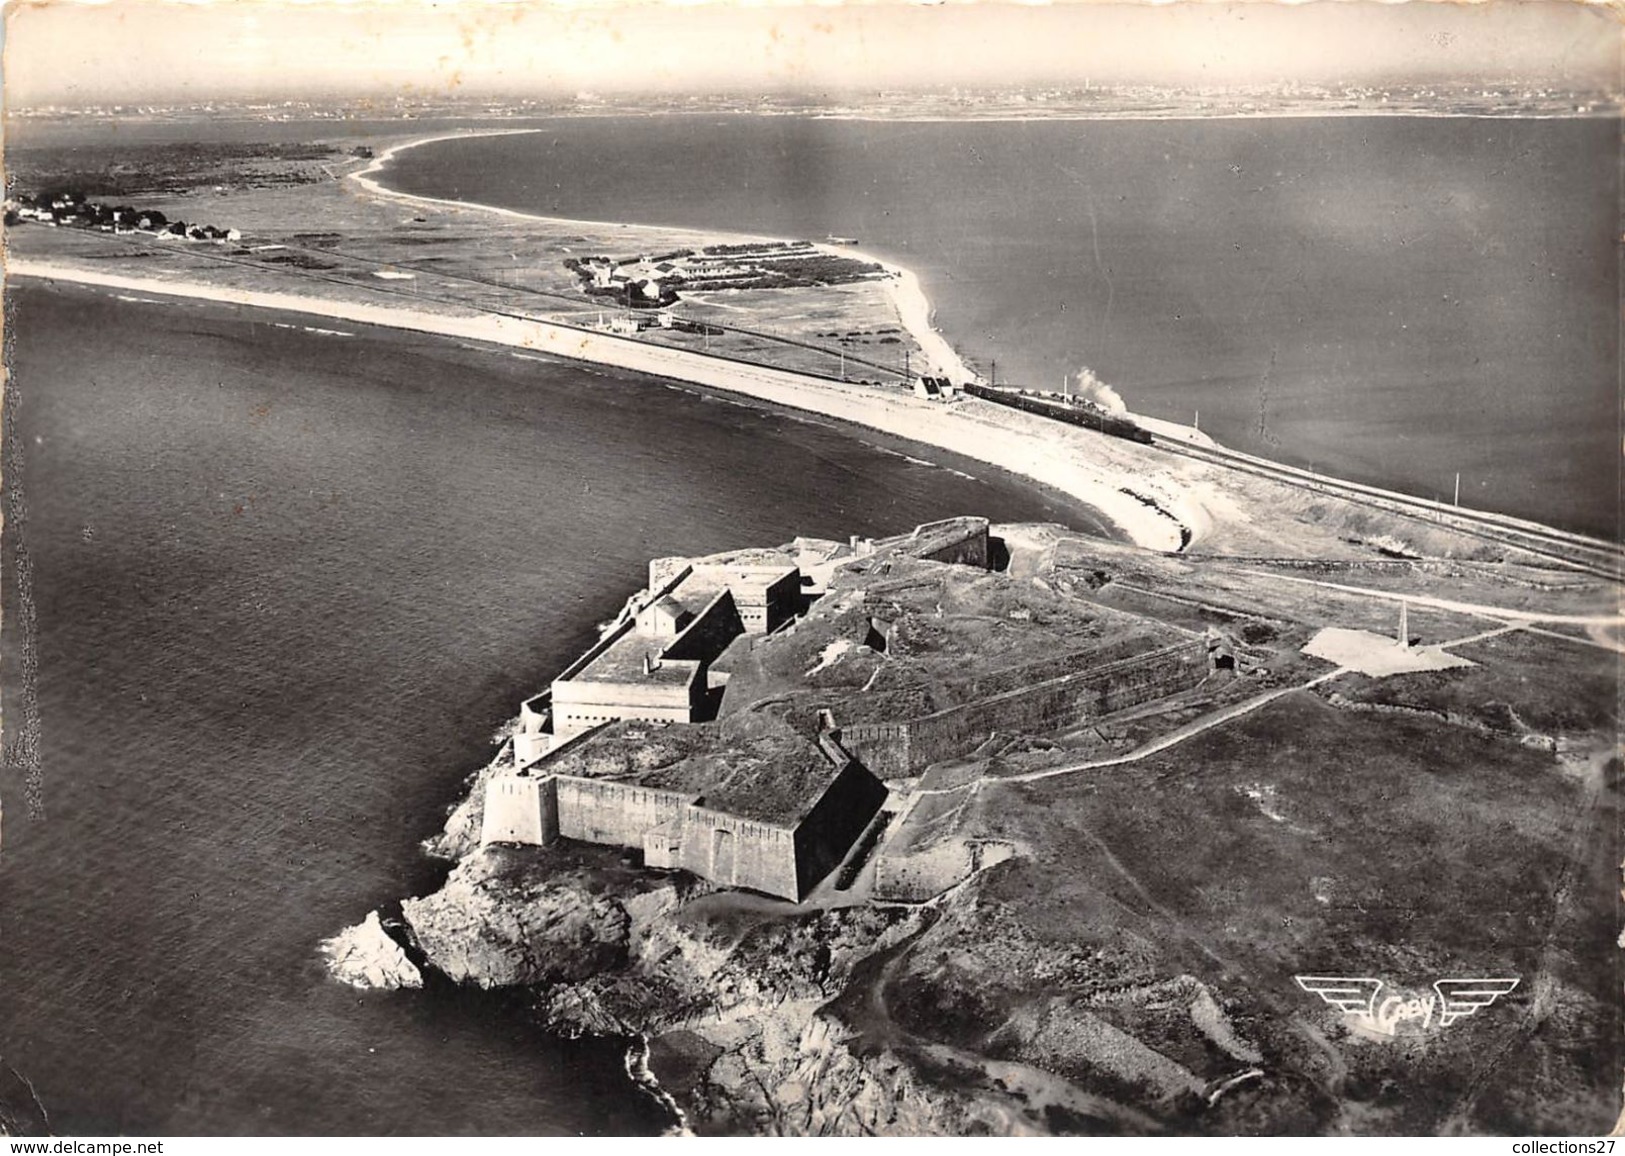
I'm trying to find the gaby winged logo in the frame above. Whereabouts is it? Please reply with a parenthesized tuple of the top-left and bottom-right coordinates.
(1295, 975, 1520, 1036)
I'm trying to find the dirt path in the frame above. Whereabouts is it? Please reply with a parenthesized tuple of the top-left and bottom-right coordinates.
(851, 920, 1166, 1134)
(995, 669, 1348, 786)
(1240, 570, 1625, 628)
(1438, 744, 1615, 1134)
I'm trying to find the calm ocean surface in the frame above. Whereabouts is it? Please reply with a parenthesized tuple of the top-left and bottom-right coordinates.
(0, 281, 1102, 1134)
(381, 115, 1620, 539)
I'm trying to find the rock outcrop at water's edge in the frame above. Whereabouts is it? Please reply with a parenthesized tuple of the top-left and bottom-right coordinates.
(403, 846, 640, 988)
(320, 909, 423, 990)
(422, 736, 514, 862)
(404, 844, 1013, 1134)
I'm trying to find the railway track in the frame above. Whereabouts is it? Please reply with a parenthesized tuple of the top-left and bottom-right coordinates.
(1150, 435, 1622, 581)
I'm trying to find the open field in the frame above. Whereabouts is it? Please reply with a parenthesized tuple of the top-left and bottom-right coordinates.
(877, 690, 1615, 1134)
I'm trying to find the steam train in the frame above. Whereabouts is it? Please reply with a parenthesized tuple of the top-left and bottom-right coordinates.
(961, 381, 1152, 445)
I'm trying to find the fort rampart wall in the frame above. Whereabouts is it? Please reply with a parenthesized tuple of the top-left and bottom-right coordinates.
(732, 567, 802, 633)
(674, 806, 799, 900)
(480, 775, 560, 846)
(662, 588, 745, 663)
(552, 668, 702, 733)
(949, 632, 1172, 704)
(553, 617, 638, 685)
(837, 721, 912, 778)
(555, 775, 695, 849)
(879, 517, 990, 569)
(843, 638, 1210, 776)
(793, 759, 890, 896)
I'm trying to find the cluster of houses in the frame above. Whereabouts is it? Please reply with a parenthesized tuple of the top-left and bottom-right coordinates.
(6, 190, 240, 243)
(567, 253, 684, 308)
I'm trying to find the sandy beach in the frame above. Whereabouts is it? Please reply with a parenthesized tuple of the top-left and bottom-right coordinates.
(6, 128, 1212, 553)
(354, 130, 1223, 442)
(9, 256, 1195, 551)
(23, 130, 1604, 567)
(355, 133, 1206, 541)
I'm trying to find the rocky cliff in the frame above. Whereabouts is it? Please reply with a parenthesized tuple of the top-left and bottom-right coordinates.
(398, 841, 1021, 1134)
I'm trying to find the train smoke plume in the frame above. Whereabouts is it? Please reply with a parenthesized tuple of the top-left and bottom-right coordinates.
(1071, 366, 1127, 415)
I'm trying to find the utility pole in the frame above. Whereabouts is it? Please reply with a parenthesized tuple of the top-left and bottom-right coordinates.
(1194, 409, 1200, 432)
(990, 358, 997, 387)
(1453, 472, 1461, 507)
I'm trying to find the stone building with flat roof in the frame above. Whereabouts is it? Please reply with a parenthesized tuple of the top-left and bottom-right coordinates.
(520, 550, 802, 760)
(482, 718, 887, 902)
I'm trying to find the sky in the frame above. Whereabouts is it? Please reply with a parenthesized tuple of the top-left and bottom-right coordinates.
(3, 0, 1618, 106)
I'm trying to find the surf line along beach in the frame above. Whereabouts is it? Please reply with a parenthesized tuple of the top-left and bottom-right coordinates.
(11, 128, 1205, 552)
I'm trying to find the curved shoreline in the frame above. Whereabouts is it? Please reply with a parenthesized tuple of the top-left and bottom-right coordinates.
(32, 128, 1607, 560)
(356, 135, 1219, 545)
(354, 129, 980, 383)
(9, 258, 1191, 550)
(355, 130, 1216, 446)
(347, 131, 1195, 546)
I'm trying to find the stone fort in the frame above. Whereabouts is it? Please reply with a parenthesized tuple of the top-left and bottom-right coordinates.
(479, 516, 1223, 902)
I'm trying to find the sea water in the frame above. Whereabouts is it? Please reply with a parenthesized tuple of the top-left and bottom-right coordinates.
(380, 115, 1619, 539)
(0, 281, 1103, 1134)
